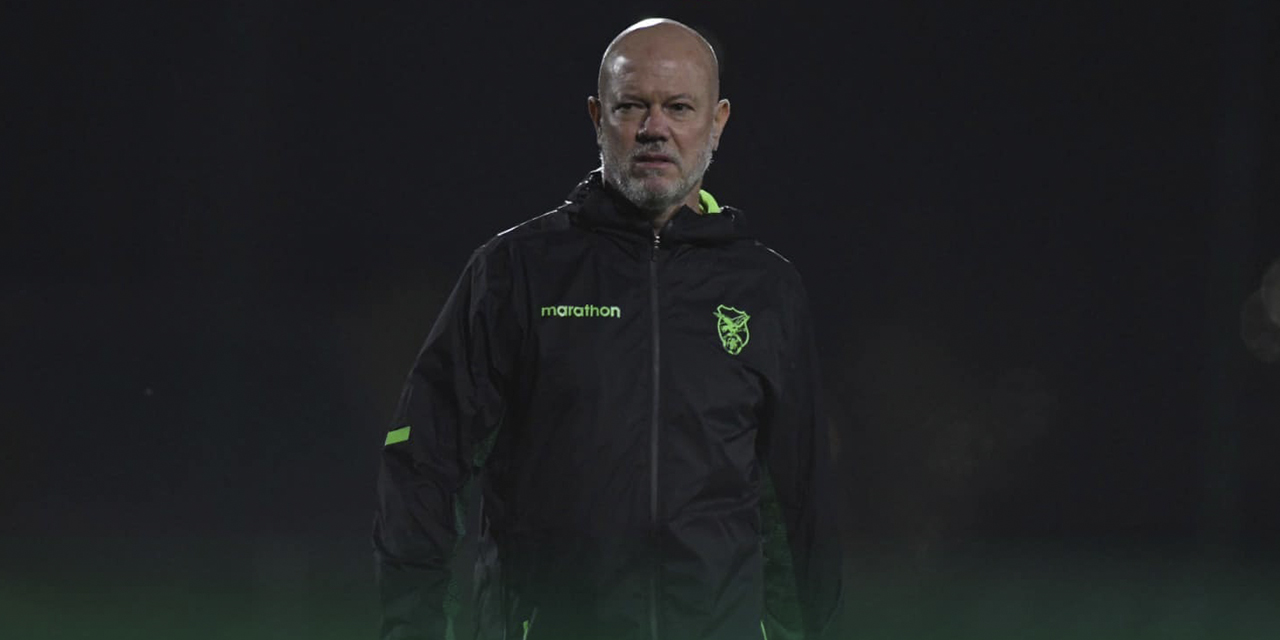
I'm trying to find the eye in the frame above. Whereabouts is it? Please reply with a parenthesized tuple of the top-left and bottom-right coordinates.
(614, 102, 641, 112)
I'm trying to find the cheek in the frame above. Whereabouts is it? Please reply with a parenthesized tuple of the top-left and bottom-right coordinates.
(677, 130, 712, 157)
(678, 122, 713, 145)
(601, 126, 632, 151)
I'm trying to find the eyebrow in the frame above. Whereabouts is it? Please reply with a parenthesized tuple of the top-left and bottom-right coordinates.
(616, 93, 697, 102)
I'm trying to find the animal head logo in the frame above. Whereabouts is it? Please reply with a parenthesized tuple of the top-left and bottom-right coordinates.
(714, 305, 751, 355)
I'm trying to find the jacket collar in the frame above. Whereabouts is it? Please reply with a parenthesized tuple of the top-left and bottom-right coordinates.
(562, 169, 748, 245)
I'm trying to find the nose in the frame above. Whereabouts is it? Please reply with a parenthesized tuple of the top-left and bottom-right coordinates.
(637, 109, 670, 142)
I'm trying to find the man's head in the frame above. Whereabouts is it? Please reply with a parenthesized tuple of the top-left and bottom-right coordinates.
(588, 19, 731, 219)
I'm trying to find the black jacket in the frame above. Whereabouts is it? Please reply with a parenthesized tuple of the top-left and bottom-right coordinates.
(374, 170, 842, 640)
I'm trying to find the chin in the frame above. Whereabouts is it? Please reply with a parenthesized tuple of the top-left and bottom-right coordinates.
(641, 186, 684, 204)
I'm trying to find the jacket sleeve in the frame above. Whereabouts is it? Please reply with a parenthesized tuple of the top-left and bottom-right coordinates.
(373, 243, 519, 640)
(758, 276, 843, 640)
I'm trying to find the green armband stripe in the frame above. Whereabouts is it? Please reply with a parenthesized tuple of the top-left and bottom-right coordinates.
(384, 426, 411, 446)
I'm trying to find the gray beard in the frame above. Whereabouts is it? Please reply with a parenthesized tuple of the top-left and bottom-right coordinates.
(600, 136, 715, 216)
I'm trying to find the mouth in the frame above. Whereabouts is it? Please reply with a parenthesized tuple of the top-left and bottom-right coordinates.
(632, 152, 676, 168)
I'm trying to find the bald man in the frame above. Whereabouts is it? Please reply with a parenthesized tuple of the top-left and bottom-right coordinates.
(375, 19, 841, 640)
(589, 19, 729, 230)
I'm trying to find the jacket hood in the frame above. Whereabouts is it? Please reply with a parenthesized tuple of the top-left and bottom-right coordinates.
(562, 169, 750, 245)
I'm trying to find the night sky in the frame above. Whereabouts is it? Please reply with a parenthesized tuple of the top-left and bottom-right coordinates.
(5, 2, 1279, 638)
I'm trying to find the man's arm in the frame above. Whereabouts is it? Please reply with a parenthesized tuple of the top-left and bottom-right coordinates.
(758, 276, 843, 640)
(373, 244, 517, 640)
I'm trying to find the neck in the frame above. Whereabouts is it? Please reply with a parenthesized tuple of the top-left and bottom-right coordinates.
(652, 186, 705, 230)
(628, 186, 705, 232)
(649, 201, 684, 231)
(598, 173, 704, 232)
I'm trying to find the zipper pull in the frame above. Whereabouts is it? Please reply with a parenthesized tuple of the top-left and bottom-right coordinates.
(651, 231, 661, 260)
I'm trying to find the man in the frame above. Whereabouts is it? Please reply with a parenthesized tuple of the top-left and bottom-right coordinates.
(374, 18, 842, 640)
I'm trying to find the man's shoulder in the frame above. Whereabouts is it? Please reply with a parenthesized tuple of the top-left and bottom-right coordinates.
(472, 207, 575, 257)
(693, 202, 800, 276)
(720, 227, 807, 285)
(746, 239, 799, 271)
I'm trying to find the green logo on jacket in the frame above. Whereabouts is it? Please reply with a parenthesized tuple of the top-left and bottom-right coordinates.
(714, 304, 750, 355)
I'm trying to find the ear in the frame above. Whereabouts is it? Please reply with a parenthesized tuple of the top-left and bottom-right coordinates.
(587, 96, 603, 137)
(711, 98, 731, 150)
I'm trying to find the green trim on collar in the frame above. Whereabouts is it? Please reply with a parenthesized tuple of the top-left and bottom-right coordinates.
(698, 189, 722, 214)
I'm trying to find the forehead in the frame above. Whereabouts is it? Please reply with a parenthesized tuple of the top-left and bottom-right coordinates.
(603, 51, 713, 99)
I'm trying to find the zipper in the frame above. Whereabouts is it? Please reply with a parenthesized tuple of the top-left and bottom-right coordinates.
(648, 229, 661, 640)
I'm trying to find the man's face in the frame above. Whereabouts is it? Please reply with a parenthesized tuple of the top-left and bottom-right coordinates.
(592, 51, 728, 213)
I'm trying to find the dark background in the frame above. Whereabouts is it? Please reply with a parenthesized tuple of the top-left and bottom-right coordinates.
(4, 1, 1279, 638)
